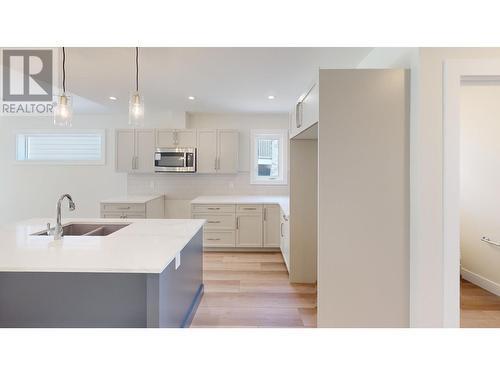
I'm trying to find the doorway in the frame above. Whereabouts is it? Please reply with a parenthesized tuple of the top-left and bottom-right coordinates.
(443, 59, 500, 327)
(459, 82, 500, 327)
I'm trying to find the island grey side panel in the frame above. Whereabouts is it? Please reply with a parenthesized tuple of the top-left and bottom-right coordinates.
(147, 228, 204, 328)
(0, 272, 147, 328)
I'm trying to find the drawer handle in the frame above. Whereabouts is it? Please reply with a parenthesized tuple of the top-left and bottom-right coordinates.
(243, 208, 256, 210)
(207, 221, 221, 224)
(207, 208, 220, 210)
(117, 207, 131, 210)
(207, 238, 220, 241)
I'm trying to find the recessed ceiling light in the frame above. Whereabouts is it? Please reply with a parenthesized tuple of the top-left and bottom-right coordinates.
(268, 95, 275, 100)
(109, 96, 117, 101)
(188, 96, 195, 100)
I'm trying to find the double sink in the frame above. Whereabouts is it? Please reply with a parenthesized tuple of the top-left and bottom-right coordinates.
(32, 223, 130, 237)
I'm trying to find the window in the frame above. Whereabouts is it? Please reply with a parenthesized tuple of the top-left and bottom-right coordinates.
(16, 130, 105, 165)
(250, 129, 288, 185)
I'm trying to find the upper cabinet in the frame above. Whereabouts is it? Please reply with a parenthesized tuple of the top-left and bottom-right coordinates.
(156, 129, 197, 148)
(116, 128, 238, 174)
(197, 129, 239, 174)
(290, 81, 319, 139)
(116, 129, 155, 173)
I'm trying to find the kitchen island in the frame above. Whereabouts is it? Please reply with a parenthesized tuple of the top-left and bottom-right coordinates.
(0, 218, 205, 328)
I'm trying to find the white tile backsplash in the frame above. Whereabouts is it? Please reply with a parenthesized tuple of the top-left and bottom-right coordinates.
(127, 172, 289, 200)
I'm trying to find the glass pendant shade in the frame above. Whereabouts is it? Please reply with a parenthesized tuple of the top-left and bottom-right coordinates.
(53, 94, 72, 127)
(129, 91, 144, 127)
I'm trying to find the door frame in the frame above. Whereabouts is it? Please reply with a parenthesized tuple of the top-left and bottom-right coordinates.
(443, 59, 500, 327)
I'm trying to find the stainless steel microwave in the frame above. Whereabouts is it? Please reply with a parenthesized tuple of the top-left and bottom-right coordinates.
(154, 147, 197, 173)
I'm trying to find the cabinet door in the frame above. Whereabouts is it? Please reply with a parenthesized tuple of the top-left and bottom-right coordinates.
(263, 204, 281, 247)
(300, 82, 319, 131)
(156, 129, 176, 148)
(135, 129, 155, 173)
(115, 129, 135, 172)
(236, 214, 263, 247)
(280, 213, 290, 271)
(176, 130, 197, 148)
(217, 129, 239, 174)
(197, 130, 218, 173)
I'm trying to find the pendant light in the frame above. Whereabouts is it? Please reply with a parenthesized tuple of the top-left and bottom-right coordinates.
(54, 47, 72, 127)
(129, 47, 144, 127)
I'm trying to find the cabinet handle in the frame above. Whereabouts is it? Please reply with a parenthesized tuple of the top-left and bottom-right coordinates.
(117, 207, 131, 210)
(207, 220, 221, 224)
(207, 238, 220, 241)
(295, 101, 302, 128)
(217, 157, 220, 170)
(236, 217, 240, 229)
(214, 157, 218, 170)
(264, 208, 267, 221)
(280, 222, 284, 237)
(207, 207, 220, 210)
(243, 207, 256, 210)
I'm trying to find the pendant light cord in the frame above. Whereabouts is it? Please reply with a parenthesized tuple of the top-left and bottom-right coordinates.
(62, 47, 66, 94)
(135, 47, 139, 92)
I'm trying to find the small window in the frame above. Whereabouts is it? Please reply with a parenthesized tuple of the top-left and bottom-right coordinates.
(16, 130, 105, 165)
(250, 129, 288, 185)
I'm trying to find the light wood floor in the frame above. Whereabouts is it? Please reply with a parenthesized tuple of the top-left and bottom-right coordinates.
(191, 251, 317, 328)
(461, 278, 500, 328)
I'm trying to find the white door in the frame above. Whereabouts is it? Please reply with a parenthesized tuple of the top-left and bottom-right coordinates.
(301, 82, 319, 130)
(135, 129, 155, 173)
(197, 130, 218, 173)
(156, 129, 176, 148)
(176, 130, 197, 148)
(263, 204, 281, 247)
(217, 129, 239, 174)
(116, 129, 135, 172)
(236, 214, 263, 247)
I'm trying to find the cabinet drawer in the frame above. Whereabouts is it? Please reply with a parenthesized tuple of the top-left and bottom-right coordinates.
(236, 204, 263, 213)
(192, 204, 235, 213)
(203, 231, 236, 247)
(101, 203, 146, 213)
(193, 213, 235, 230)
(101, 212, 146, 219)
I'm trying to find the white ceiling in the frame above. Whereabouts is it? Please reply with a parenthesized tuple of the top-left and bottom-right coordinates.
(63, 47, 373, 114)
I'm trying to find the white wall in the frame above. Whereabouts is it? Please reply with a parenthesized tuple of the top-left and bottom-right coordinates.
(415, 48, 500, 327)
(361, 47, 500, 327)
(0, 111, 185, 224)
(127, 113, 290, 218)
(460, 84, 500, 291)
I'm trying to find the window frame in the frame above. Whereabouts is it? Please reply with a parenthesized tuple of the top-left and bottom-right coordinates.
(250, 129, 288, 185)
(15, 129, 106, 165)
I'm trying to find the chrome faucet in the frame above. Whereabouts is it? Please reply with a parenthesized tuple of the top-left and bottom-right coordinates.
(53, 194, 76, 240)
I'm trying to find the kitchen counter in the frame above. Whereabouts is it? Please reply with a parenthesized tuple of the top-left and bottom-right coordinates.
(191, 195, 289, 217)
(0, 217, 204, 273)
(0, 217, 205, 328)
(100, 194, 164, 204)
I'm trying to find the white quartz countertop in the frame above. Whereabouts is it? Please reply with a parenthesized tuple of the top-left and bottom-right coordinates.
(191, 195, 289, 217)
(100, 195, 164, 204)
(0, 218, 204, 274)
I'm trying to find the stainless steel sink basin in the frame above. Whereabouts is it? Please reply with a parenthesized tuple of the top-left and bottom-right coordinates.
(32, 223, 130, 237)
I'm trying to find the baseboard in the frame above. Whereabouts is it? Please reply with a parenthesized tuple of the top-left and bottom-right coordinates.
(203, 247, 280, 252)
(461, 267, 500, 297)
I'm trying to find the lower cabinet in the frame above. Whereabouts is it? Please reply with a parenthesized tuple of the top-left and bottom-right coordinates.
(100, 196, 165, 219)
(191, 203, 281, 250)
(280, 209, 290, 271)
(236, 213, 263, 247)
